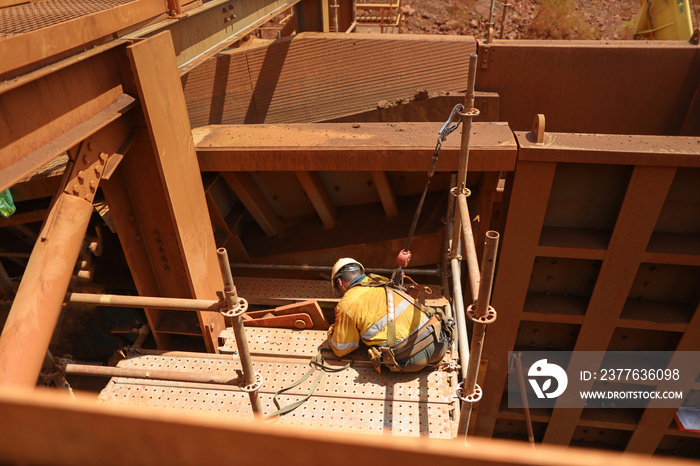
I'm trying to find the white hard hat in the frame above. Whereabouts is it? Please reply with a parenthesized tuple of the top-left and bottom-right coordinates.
(331, 258, 364, 292)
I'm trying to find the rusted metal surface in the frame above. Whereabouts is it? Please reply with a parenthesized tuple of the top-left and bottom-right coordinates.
(1, 388, 694, 466)
(479, 130, 700, 455)
(0, 193, 93, 388)
(0, 0, 164, 78)
(625, 300, 700, 453)
(123, 31, 225, 351)
(512, 353, 535, 446)
(295, 171, 337, 229)
(326, 92, 500, 125)
(475, 161, 556, 438)
(243, 300, 329, 330)
(221, 171, 281, 237)
(194, 122, 517, 173)
(476, 39, 700, 135)
(517, 131, 700, 167)
(97, 346, 455, 437)
(543, 165, 678, 445)
(219, 327, 330, 357)
(127, 0, 304, 75)
(0, 46, 131, 191)
(233, 277, 338, 306)
(182, 33, 477, 126)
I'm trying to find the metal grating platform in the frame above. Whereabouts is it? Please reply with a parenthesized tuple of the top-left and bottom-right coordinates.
(218, 327, 329, 357)
(99, 328, 458, 438)
(0, 0, 137, 39)
(234, 277, 338, 306)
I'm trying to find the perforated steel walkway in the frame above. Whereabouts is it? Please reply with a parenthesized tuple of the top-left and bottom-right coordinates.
(98, 327, 459, 438)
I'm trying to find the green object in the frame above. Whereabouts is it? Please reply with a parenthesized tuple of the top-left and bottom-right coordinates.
(0, 189, 15, 218)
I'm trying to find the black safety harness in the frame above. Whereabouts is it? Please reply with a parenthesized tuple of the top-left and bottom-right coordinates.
(357, 274, 452, 373)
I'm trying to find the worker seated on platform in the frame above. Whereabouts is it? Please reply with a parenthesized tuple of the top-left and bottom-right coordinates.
(327, 258, 453, 373)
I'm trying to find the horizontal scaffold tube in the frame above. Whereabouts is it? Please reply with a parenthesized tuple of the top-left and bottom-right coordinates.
(65, 293, 222, 311)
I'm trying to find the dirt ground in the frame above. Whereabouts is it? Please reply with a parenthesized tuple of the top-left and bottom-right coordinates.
(400, 0, 699, 40)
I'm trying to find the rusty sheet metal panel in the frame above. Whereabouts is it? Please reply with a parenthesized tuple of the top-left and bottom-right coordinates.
(218, 327, 330, 357)
(183, 32, 477, 126)
(233, 277, 338, 305)
(476, 40, 700, 135)
(0, 0, 138, 38)
(98, 352, 456, 438)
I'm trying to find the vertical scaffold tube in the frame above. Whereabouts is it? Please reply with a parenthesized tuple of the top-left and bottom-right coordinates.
(450, 54, 478, 262)
(217, 248, 263, 415)
(450, 258, 469, 380)
(457, 230, 499, 438)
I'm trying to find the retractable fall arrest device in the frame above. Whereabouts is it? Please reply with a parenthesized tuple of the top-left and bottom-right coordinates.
(392, 104, 465, 286)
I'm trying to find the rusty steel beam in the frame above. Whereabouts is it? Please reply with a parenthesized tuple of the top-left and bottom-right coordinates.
(0, 94, 137, 193)
(370, 171, 399, 219)
(0, 194, 93, 389)
(295, 171, 336, 229)
(543, 165, 678, 445)
(517, 132, 700, 167)
(0, 0, 165, 80)
(125, 31, 226, 352)
(0, 46, 133, 191)
(0, 388, 693, 466)
(221, 172, 281, 237)
(194, 122, 517, 173)
(0, 115, 131, 389)
(625, 300, 700, 453)
(475, 161, 556, 437)
(127, 0, 303, 75)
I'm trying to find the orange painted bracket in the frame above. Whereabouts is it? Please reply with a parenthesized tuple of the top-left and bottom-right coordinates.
(243, 300, 328, 329)
(243, 313, 314, 329)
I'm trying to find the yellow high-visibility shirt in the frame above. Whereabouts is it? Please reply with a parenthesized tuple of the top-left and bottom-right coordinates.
(327, 276, 430, 357)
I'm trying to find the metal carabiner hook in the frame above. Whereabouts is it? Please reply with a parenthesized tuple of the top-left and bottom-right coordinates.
(438, 104, 465, 143)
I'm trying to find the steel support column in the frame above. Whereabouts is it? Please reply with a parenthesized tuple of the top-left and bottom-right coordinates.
(0, 194, 93, 388)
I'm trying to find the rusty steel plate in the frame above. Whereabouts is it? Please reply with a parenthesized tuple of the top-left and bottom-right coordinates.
(218, 327, 329, 357)
(99, 351, 456, 438)
(234, 277, 338, 306)
(99, 382, 454, 438)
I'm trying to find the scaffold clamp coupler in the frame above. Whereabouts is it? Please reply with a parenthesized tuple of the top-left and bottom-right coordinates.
(240, 372, 263, 393)
(457, 382, 483, 403)
(220, 296, 248, 318)
(450, 186, 471, 198)
(458, 107, 481, 119)
(466, 304, 497, 324)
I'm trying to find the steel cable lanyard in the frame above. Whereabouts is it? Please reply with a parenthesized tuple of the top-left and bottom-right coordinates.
(392, 103, 465, 287)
